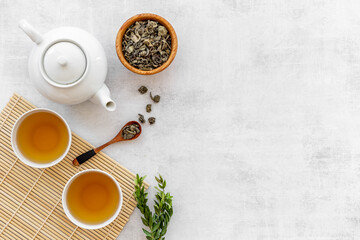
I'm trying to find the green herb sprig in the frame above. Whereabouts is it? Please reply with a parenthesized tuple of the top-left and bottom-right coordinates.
(134, 174, 173, 240)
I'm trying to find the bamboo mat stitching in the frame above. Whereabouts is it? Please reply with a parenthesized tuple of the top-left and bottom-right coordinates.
(0, 95, 20, 186)
(67, 225, 78, 240)
(0, 95, 20, 130)
(32, 196, 62, 239)
(0, 158, 18, 185)
(0, 169, 44, 234)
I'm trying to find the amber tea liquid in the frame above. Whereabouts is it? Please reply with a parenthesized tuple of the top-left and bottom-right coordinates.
(66, 171, 120, 225)
(16, 111, 69, 163)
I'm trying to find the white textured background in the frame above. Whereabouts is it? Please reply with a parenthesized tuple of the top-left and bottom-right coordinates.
(2, 0, 360, 239)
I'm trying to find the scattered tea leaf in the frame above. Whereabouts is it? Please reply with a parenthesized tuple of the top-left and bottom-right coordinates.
(138, 114, 145, 123)
(148, 117, 156, 125)
(150, 92, 160, 103)
(138, 86, 148, 94)
(146, 104, 152, 113)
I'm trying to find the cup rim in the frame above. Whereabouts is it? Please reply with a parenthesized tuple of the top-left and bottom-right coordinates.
(11, 108, 72, 169)
(115, 13, 178, 75)
(62, 169, 123, 229)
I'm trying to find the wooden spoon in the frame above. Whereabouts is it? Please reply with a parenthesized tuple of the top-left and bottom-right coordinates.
(72, 121, 141, 166)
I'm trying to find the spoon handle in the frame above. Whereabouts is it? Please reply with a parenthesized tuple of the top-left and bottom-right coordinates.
(72, 121, 141, 166)
(72, 139, 116, 166)
(72, 149, 96, 166)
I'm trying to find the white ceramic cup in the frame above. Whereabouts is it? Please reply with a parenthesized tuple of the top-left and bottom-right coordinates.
(62, 169, 123, 229)
(11, 108, 72, 168)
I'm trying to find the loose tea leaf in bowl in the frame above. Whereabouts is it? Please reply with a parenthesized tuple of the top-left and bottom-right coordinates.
(122, 20, 171, 71)
(138, 86, 148, 94)
(122, 123, 141, 139)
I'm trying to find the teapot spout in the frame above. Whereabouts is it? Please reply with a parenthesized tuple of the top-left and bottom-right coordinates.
(19, 20, 43, 44)
(89, 85, 116, 111)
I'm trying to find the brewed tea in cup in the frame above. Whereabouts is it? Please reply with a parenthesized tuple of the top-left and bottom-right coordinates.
(62, 169, 123, 229)
(11, 108, 71, 168)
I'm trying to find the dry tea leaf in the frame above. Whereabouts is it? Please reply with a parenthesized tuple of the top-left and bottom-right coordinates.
(138, 114, 145, 123)
(122, 123, 140, 139)
(146, 104, 152, 113)
(122, 20, 171, 71)
(138, 86, 148, 94)
(148, 117, 156, 125)
(150, 92, 160, 103)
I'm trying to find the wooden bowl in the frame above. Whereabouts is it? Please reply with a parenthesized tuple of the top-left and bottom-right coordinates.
(115, 13, 178, 75)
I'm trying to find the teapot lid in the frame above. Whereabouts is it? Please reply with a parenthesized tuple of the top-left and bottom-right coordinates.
(43, 42, 86, 85)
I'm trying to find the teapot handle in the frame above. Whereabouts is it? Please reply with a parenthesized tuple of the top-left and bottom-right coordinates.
(19, 20, 43, 44)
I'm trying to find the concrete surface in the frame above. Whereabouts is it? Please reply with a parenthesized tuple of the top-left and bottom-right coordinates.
(1, 0, 360, 239)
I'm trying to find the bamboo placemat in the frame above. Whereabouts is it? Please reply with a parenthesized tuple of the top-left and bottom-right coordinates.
(0, 93, 148, 239)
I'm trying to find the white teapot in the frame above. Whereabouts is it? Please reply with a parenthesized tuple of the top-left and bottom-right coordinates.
(19, 20, 116, 111)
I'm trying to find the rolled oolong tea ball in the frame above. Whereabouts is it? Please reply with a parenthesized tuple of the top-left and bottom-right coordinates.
(150, 92, 160, 103)
(138, 114, 145, 124)
(146, 104, 152, 113)
(122, 123, 141, 139)
(148, 117, 156, 125)
(138, 86, 148, 94)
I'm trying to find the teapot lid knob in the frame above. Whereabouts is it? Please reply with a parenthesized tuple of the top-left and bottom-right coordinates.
(43, 42, 86, 85)
(57, 56, 68, 67)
